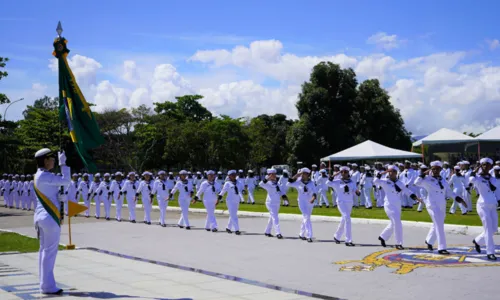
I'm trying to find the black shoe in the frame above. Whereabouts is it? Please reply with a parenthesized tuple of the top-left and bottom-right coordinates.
(206, 228, 211, 232)
(473, 239, 481, 253)
(96, 216, 100, 219)
(326, 206, 329, 208)
(131, 220, 136, 223)
(299, 235, 306, 240)
(252, 202, 255, 205)
(462, 212, 468, 215)
(265, 233, 273, 237)
(43, 289, 63, 295)
(277, 234, 283, 239)
(395, 245, 404, 250)
(85, 216, 89, 218)
(438, 250, 450, 255)
(307, 238, 313, 243)
(226, 228, 232, 234)
(161, 224, 166, 227)
(378, 236, 386, 247)
(333, 237, 341, 244)
(212, 228, 218, 232)
(178, 225, 184, 228)
(418, 211, 422, 213)
(118, 219, 122, 222)
(106, 217, 110, 221)
(425, 240, 433, 251)
(235, 231, 241, 235)
(345, 242, 355, 247)
(487, 254, 497, 260)
(147, 222, 151, 225)
(367, 207, 372, 209)
(186, 226, 191, 230)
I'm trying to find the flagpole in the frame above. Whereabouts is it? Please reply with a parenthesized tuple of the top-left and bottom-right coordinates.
(66, 216, 76, 250)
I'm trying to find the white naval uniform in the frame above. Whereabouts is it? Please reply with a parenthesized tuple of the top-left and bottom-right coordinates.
(20, 181, 28, 209)
(109, 180, 124, 220)
(96, 180, 112, 219)
(330, 173, 341, 207)
(120, 180, 138, 221)
(470, 174, 500, 255)
(414, 175, 457, 251)
(350, 171, 361, 206)
(373, 176, 415, 246)
(327, 178, 358, 243)
(374, 170, 385, 207)
(448, 174, 467, 214)
(28, 180, 35, 210)
(4, 180, 13, 207)
(287, 179, 316, 239)
(13, 180, 21, 208)
(197, 181, 221, 230)
(137, 180, 154, 223)
(359, 173, 374, 208)
(219, 180, 241, 231)
(77, 180, 91, 217)
(152, 179, 170, 226)
(236, 176, 246, 203)
(259, 179, 285, 235)
(245, 176, 258, 204)
(462, 169, 473, 212)
(64, 180, 79, 215)
(34, 165, 71, 293)
(171, 180, 193, 227)
(316, 175, 330, 207)
(194, 176, 204, 192)
(399, 169, 414, 207)
(89, 181, 100, 217)
(278, 175, 290, 206)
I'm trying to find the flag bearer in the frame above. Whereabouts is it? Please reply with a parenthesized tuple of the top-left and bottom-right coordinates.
(194, 170, 221, 232)
(33, 148, 70, 295)
(218, 170, 242, 234)
(120, 172, 138, 223)
(136, 171, 154, 225)
(110, 172, 124, 221)
(78, 174, 91, 217)
(260, 168, 287, 239)
(169, 170, 193, 229)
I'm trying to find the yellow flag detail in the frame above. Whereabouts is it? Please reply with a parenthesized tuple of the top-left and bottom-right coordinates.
(67, 201, 88, 218)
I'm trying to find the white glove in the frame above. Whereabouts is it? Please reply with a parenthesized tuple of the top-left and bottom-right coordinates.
(58, 151, 67, 166)
(265, 175, 269, 180)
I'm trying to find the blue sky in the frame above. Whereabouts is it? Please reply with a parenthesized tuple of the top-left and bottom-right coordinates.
(1, 0, 500, 135)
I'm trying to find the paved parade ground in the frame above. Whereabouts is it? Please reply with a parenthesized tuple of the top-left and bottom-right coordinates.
(1, 206, 499, 300)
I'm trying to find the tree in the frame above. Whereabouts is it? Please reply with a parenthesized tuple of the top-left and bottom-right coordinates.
(153, 95, 212, 123)
(464, 132, 480, 138)
(0, 57, 9, 105)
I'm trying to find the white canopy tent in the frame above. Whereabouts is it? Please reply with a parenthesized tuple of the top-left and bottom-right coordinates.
(320, 140, 421, 162)
(412, 128, 477, 146)
(476, 126, 500, 142)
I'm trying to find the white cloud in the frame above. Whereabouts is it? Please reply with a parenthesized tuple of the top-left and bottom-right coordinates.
(30, 39, 500, 136)
(366, 32, 403, 50)
(49, 54, 102, 86)
(486, 39, 500, 50)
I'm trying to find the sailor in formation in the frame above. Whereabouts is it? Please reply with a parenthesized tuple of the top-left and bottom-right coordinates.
(278, 170, 290, 206)
(194, 170, 220, 231)
(151, 170, 170, 227)
(448, 166, 467, 215)
(169, 170, 193, 229)
(96, 173, 112, 220)
(245, 170, 258, 204)
(287, 168, 316, 242)
(137, 171, 154, 224)
(64, 174, 79, 216)
(219, 170, 242, 234)
(259, 168, 287, 239)
(120, 172, 137, 223)
(78, 174, 91, 217)
(109, 172, 124, 221)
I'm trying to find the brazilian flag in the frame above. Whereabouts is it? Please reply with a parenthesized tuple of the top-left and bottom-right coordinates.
(53, 37, 104, 173)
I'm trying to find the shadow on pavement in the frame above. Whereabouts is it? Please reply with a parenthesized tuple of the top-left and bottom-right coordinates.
(66, 291, 192, 300)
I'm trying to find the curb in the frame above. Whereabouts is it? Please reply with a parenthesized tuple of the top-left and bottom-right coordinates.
(87, 203, 495, 236)
(0, 229, 68, 248)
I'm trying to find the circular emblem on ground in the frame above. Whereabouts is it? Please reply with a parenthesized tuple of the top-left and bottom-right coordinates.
(333, 245, 500, 275)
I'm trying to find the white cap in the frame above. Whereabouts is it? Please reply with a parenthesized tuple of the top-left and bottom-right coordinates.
(168, 172, 173, 175)
(72, 173, 78, 177)
(158, 170, 166, 175)
(142, 171, 152, 176)
(128, 172, 135, 177)
(95, 173, 101, 177)
(320, 169, 327, 173)
(115, 172, 123, 176)
(207, 170, 215, 175)
(420, 165, 428, 169)
(387, 165, 398, 171)
(365, 166, 371, 171)
(217, 171, 222, 175)
(493, 166, 500, 170)
(444, 161, 449, 165)
(196, 171, 201, 175)
(228, 170, 237, 175)
(463, 161, 470, 165)
(496, 161, 500, 164)
(179, 170, 188, 175)
(187, 171, 192, 175)
(104, 173, 110, 177)
(430, 161, 443, 168)
(311, 164, 317, 168)
(351, 163, 358, 167)
(453, 166, 461, 170)
(480, 157, 493, 165)
(339, 166, 350, 171)
(248, 170, 254, 173)
(35, 148, 53, 158)
(238, 169, 244, 173)
(301, 167, 311, 173)
(266, 168, 277, 174)
(83, 173, 89, 177)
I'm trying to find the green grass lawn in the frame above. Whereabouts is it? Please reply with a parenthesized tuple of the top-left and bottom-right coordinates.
(0, 232, 64, 253)
(82, 188, 499, 227)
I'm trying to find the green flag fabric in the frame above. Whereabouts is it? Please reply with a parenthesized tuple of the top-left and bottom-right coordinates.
(53, 37, 104, 173)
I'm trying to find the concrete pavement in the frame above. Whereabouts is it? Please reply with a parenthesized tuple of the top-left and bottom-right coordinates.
(1, 205, 499, 300)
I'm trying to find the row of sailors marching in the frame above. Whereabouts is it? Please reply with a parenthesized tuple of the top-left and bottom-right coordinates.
(308, 160, 500, 213)
(0, 174, 36, 210)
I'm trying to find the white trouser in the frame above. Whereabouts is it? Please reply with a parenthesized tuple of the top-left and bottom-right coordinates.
(475, 202, 498, 255)
(331, 189, 337, 206)
(463, 189, 473, 212)
(127, 196, 136, 221)
(158, 198, 168, 225)
(239, 192, 245, 203)
(334, 201, 353, 243)
(6, 193, 13, 207)
(363, 186, 373, 208)
(142, 195, 152, 222)
(265, 202, 281, 235)
(401, 192, 410, 207)
(35, 216, 61, 294)
(22, 194, 29, 209)
(103, 196, 111, 218)
(318, 189, 329, 207)
(15, 192, 21, 208)
(64, 198, 77, 215)
(449, 188, 467, 214)
(353, 191, 360, 207)
(298, 199, 313, 238)
(426, 200, 447, 250)
(376, 188, 385, 207)
(226, 200, 240, 231)
(83, 195, 91, 216)
(417, 188, 427, 211)
(30, 194, 36, 210)
(178, 197, 191, 227)
(247, 188, 255, 203)
(94, 196, 102, 218)
(114, 197, 123, 220)
(203, 200, 217, 229)
(282, 187, 289, 205)
(380, 204, 403, 245)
